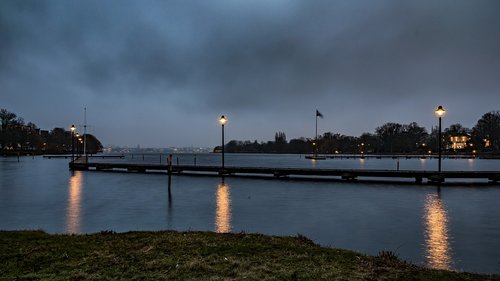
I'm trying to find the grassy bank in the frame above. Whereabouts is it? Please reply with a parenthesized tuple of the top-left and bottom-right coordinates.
(0, 231, 498, 280)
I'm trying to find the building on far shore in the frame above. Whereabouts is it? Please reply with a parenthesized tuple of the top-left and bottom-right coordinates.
(449, 135, 470, 151)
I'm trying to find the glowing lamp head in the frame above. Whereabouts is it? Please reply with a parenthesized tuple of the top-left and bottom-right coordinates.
(219, 115, 227, 125)
(434, 106, 446, 118)
(70, 124, 76, 132)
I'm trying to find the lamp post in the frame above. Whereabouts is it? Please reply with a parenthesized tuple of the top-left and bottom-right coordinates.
(434, 106, 446, 173)
(219, 115, 227, 170)
(79, 138, 83, 157)
(70, 124, 76, 162)
(76, 134, 80, 157)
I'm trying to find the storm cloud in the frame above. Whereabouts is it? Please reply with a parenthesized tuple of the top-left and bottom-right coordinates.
(1, 0, 499, 147)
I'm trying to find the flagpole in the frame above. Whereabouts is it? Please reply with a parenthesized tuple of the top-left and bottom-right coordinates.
(84, 107, 87, 162)
(315, 112, 318, 142)
(315, 111, 318, 156)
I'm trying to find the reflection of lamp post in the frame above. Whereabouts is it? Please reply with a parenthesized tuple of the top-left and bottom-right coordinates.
(434, 106, 446, 173)
(70, 124, 76, 162)
(423, 193, 452, 270)
(219, 115, 227, 169)
(215, 181, 231, 233)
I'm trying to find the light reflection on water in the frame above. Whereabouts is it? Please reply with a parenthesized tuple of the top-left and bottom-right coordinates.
(423, 192, 453, 270)
(66, 171, 83, 234)
(467, 158, 475, 169)
(215, 181, 231, 233)
(359, 158, 365, 168)
(419, 157, 428, 170)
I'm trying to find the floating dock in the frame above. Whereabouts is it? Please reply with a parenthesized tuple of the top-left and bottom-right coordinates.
(69, 161, 500, 184)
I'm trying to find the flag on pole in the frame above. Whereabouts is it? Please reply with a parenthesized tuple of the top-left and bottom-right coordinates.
(316, 110, 324, 118)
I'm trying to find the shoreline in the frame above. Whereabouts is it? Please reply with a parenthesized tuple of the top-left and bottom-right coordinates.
(2, 151, 500, 159)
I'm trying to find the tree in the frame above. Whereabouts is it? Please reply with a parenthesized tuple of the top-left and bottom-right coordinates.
(374, 122, 427, 153)
(288, 138, 308, 153)
(274, 131, 287, 153)
(336, 135, 358, 153)
(84, 134, 104, 154)
(358, 132, 379, 153)
(47, 128, 71, 153)
(0, 108, 104, 154)
(211, 110, 500, 155)
(400, 122, 428, 153)
(318, 132, 337, 153)
(0, 109, 17, 131)
(0, 109, 18, 150)
(473, 111, 500, 153)
(375, 123, 403, 153)
(445, 123, 470, 136)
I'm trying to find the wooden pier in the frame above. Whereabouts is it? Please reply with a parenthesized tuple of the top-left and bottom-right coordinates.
(69, 161, 500, 184)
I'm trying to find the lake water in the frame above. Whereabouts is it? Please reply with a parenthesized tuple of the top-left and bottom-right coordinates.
(1, 154, 499, 274)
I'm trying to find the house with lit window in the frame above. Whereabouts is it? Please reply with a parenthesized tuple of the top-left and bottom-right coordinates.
(449, 135, 470, 150)
(483, 138, 491, 148)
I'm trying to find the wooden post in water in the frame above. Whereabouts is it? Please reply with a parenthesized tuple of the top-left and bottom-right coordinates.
(17, 152, 20, 162)
(167, 154, 173, 193)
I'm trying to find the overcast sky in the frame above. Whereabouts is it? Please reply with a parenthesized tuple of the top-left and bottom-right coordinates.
(1, 0, 499, 147)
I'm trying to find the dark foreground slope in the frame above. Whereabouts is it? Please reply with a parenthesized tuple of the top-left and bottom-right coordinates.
(0, 231, 498, 280)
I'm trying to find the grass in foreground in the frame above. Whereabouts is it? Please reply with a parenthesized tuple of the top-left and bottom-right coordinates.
(0, 230, 498, 280)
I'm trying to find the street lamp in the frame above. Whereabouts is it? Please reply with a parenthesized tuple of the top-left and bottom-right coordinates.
(79, 139, 83, 158)
(70, 124, 76, 162)
(76, 134, 81, 156)
(434, 106, 446, 173)
(219, 115, 227, 170)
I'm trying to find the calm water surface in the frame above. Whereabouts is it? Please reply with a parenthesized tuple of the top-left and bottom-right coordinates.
(1, 154, 499, 274)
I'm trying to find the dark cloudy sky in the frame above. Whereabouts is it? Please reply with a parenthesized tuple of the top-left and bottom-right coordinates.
(1, 0, 499, 147)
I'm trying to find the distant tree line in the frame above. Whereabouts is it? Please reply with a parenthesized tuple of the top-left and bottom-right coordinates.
(221, 110, 500, 156)
(0, 109, 103, 155)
